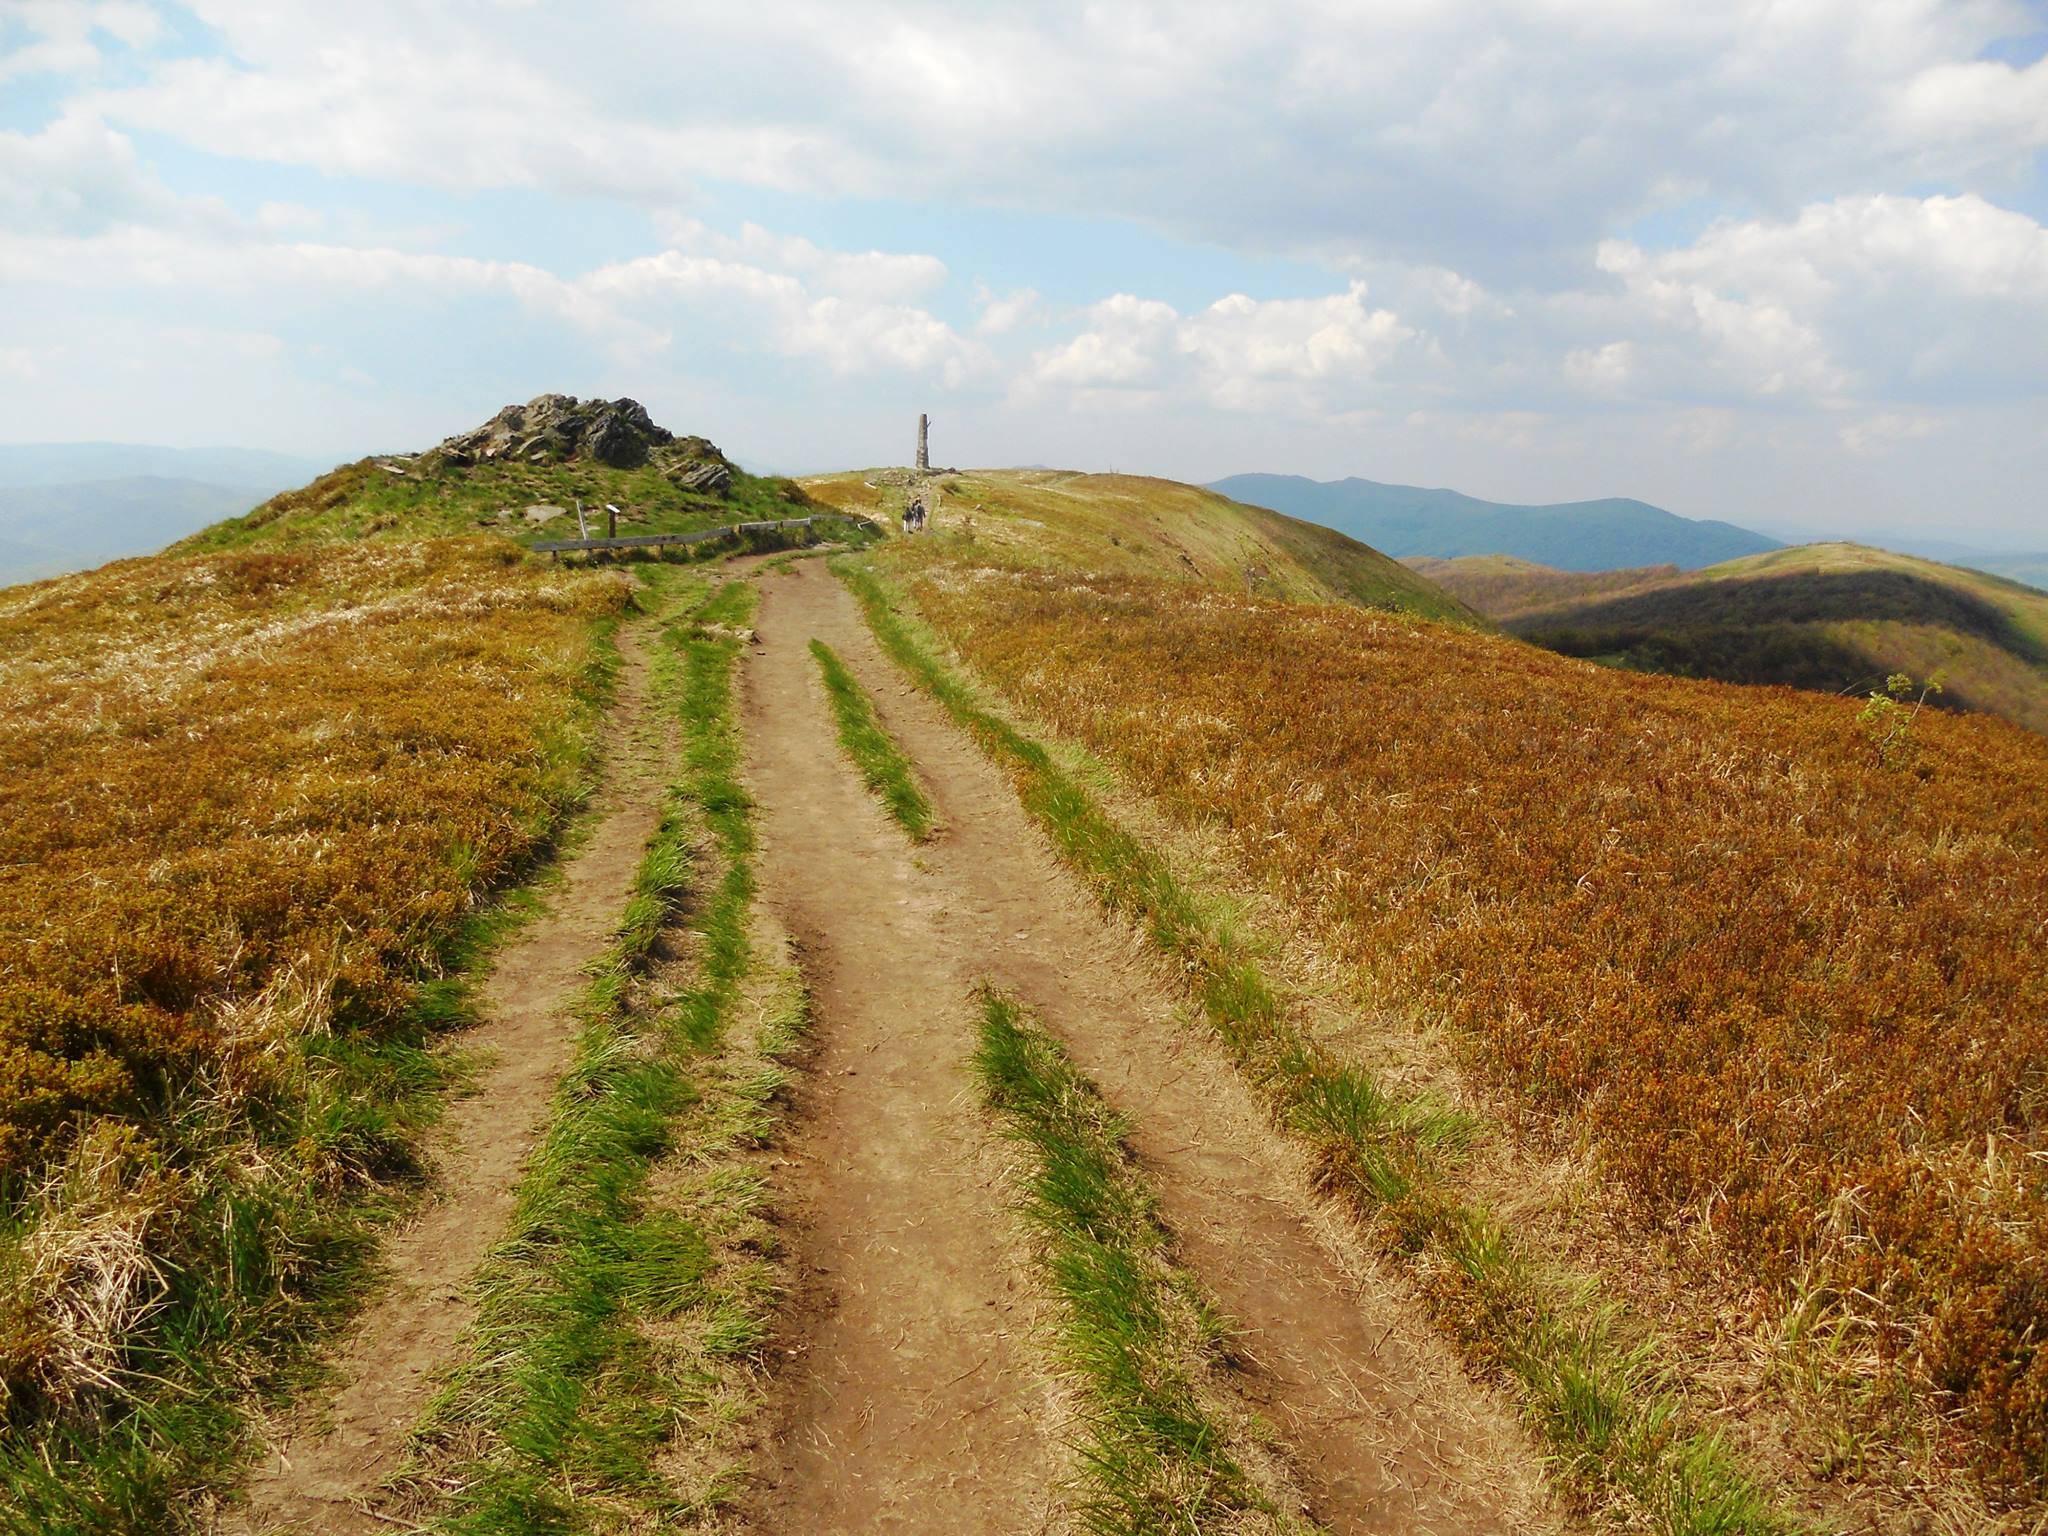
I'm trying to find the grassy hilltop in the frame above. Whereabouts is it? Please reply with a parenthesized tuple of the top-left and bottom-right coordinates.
(802, 467, 1487, 627)
(1415, 542, 2048, 734)
(176, 448, 814, 555)
(5, 416, 2048, 1533)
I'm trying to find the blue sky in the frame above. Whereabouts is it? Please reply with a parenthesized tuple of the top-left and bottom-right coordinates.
(2, 1, 2046, 546)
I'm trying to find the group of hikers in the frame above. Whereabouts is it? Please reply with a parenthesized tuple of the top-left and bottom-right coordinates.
(899, 494, 931, 536)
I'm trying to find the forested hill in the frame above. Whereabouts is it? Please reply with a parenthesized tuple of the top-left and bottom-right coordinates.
(1211, 472, 1779, 571)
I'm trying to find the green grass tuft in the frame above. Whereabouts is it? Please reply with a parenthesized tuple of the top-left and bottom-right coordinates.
(972, 990, 1311, 1535)
(809, 639, 936, 839)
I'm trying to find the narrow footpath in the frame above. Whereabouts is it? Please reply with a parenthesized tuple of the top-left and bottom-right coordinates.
(229, 612, 674, 1536)
(738, 559, 1558, 1535)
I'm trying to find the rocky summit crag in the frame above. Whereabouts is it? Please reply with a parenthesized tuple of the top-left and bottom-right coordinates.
(425, 393, 736, 494)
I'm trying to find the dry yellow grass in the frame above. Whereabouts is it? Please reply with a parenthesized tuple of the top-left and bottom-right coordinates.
(914, 563, 2048, 1503)
(0, 539, 627, 1417)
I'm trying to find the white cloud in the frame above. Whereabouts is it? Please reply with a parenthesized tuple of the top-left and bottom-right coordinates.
(1840, 412, 1940, 453)
(1180, 285, 1411, 385)
(0, 111, 209, 237)
(67, 1, 2048, 277)
(0, 2, 163, 83)
(1027, 283, 1416, 410)
(652, 218, 948, 304)
(973, 284, 1045, 335)
(1642, 194, 2048, 306)
(1030, 295, 1179, 388)
(584, 246, 987, 381)
(0, 142, 984, 385)
(1591, 193, 2048, 399)
(1894, 52, 2048, 168)
(1594, 238, 1847, 399)
(1566, 340, 1635, 394)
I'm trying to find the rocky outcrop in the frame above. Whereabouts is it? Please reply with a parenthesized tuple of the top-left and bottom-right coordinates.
(424, 394, 737, 494)
(661, 437, 735, 495)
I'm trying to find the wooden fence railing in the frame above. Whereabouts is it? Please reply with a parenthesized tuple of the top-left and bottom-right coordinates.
(530, 513, 866, 556)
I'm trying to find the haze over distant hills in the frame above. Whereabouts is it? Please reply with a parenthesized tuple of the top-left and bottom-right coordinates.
(1749, 531, 2048, 594)
(0, 443, 329, 586)
(1211, 473, 1781, 572)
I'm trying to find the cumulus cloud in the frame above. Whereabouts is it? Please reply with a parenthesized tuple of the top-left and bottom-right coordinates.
(652, 217, 949, 304)
(3, 0, 2046, 538)
(1590, 194, 2048, 399)
(1893, 51, 2048, 170)
(1026, 283, 1416, 410)
(0, 126, 986, 386)
(0, 112, 212, 237)
(1180, 286, 1412, 386)
(583, 247, 988, 381)
(1031, 295, 1179, 388)
(1565, 340, 1635, 395)
(0, 2, 163, 83)
(973, 284, 1046, 335)
(69, 0, 2048, 277)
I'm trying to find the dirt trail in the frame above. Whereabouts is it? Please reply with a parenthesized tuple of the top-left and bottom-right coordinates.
(738, 567, 1063, 1535)
(746, 559, 1557, 1534)
(229, 613, 673, 1536)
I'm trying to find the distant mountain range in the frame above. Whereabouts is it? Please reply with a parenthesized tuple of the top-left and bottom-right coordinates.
(1210, 473, 1781, 572)
(0, 444, 329, 587)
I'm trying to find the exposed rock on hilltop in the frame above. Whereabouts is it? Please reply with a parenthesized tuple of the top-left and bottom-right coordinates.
(425, 393, 736, 494)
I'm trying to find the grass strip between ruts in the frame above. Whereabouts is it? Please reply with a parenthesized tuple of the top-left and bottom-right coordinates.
(838, 555, 1805, 1536)
(973, 989, 1320, 1536)
(810, 637, 937, 840)
(400, 571, 802, 1532)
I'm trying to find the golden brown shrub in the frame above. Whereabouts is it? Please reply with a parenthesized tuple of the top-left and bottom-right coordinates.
(916, 566, 2048, 1496)
(0, 540, 626, 1182)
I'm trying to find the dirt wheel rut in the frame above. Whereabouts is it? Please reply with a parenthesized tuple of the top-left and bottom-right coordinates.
(741, 560, 1558, 1534)
(226, 611, 674, 1536)
(738, 566, 1064, 1535)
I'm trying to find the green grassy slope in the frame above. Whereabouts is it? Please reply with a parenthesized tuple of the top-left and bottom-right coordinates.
(1498, 542, 2048, 734)
(1404, 554, 1683, 622)
(173, 454, 820, 557)
(803, 468, 1487, 628)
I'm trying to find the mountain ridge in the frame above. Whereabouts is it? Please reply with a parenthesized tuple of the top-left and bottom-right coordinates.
(1211, 471, 1781, 572)
(1420, 542, 2048, 734)
(0, 475, 281, 587)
